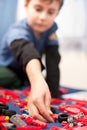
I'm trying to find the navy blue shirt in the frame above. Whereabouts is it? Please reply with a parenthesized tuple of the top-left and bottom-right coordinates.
(0, 19, 58, 68)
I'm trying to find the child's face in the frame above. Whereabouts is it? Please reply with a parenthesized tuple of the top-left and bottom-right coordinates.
(25, 0, 60, 36)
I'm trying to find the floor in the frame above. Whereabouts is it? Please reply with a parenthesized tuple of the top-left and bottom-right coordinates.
(60, 49, 87, 90)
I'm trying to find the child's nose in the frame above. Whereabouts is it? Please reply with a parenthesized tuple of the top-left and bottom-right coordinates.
(39, 12, 47, 20)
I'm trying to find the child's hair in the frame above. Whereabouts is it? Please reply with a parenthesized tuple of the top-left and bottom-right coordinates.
(25, 0, 64, 10)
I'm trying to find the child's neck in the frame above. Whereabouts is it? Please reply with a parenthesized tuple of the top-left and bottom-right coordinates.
(34, 31, 42, 38)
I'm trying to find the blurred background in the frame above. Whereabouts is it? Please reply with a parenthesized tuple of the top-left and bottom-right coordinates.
(0, 0, 87, 89)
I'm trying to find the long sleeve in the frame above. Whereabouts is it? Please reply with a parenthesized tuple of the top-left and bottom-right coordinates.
(45, 45, 61, 98)
(10, 39, 44, 70)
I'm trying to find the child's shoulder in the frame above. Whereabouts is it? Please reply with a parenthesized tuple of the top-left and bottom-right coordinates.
(50, 22, 58, 33)
(10, 18, 28, 29)
(46, 22, 58, 36)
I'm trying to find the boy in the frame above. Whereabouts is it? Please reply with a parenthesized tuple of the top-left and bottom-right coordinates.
(0, 0, 63, 122)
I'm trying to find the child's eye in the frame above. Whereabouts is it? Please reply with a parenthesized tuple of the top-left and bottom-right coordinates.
(36, 8, 42, 12)
(48, 11, 55, 15)
(48, 12, 54, 15)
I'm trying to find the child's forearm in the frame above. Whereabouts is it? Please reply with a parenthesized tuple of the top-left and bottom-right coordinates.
(26, 59, 43, 86)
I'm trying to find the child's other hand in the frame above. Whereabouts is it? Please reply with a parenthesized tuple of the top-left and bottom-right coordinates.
(27, 79, 54, 123)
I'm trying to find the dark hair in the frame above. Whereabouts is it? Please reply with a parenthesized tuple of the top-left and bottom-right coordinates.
(41, 0, 63, 9)
(26, 0, 64, 10)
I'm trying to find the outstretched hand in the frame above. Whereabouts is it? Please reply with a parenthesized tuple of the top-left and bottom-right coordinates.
(28, 79, 54, 122)
(26, 59, 54, 122)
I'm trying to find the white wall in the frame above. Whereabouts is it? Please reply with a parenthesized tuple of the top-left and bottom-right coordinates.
(56, 0, 86, 38)
(16, 0, 26, 21)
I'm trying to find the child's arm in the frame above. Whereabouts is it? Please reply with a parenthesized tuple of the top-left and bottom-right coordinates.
(26, 59, 54, 122)
(46, 45, 61, 98)
(10, 39, 54, 122)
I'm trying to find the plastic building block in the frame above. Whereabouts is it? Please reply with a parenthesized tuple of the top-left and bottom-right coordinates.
(58, 112, 69, 123)
(50, 126, 60, 130)
(10, 114, 27, 126)
(59, 105, 80, 115)
(2, 122, 16, 130)
(16, 126, 42, 130)
(2, 109, 16, 117)
(0, 116, 9, 122)
(59, 87, 68, 94)
(0, 123, 7, 130)
(32, 118, 48, 128)
(51, 99, 62, 105)
(25, 116, 33, 125)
